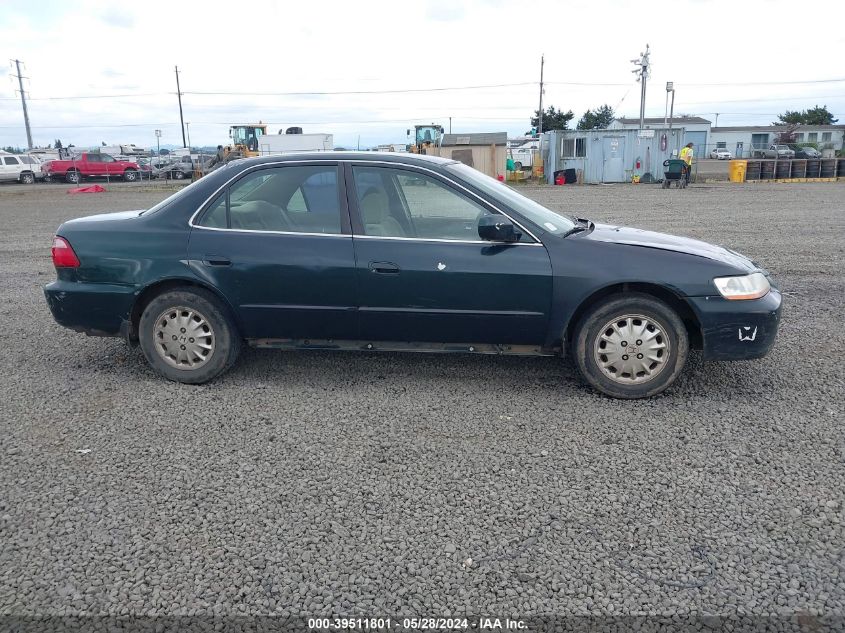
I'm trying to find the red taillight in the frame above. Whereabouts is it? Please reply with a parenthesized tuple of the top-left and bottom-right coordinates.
(51, 236, 80, 268)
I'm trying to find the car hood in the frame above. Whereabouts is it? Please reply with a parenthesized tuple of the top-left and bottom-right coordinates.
(65, 209, 145, 224)
(583, 223, 757, 271)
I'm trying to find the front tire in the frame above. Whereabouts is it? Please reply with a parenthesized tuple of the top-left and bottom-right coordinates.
(572, 293, 689, 399)
(123, 169, 138, 182)
(66, 170, 81, 184)
(138, 288, 241, 384)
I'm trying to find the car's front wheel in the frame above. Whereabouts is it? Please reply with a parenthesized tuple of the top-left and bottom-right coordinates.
(573, 293, 689, 399)
(138, 288, 241, 384)
(123, 169, 138, 182)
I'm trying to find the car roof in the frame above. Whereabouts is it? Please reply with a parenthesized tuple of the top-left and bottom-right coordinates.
(229, 151, 459, 169)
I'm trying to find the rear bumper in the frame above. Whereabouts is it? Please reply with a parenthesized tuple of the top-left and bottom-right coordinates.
(44, 280, 136, 337)
(688, 289, 782, 361)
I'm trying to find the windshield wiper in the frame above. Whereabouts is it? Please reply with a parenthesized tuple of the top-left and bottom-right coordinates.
(562, 218, 592, 238)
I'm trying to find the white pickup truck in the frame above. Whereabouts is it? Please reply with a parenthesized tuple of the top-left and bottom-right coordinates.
(510, 139, 539, 170)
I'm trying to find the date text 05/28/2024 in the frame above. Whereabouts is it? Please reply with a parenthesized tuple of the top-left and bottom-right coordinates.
(307, 617, 527, 630)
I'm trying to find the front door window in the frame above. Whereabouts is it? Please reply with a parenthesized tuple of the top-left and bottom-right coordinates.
(352, 166, 489, 241)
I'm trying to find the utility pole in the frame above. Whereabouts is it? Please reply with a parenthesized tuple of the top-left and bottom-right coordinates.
(536, 54, 545, 135)
(668, 87, 675, 132)
(714, 112, 720, 127)
(631, 45, 650, 129)
(11, 59, 33, 149)
(449, 117, 452, 134)
(175, 66, 187, 148)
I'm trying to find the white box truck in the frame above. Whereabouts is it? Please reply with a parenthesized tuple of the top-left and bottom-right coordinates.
(257, 133, 334, 155)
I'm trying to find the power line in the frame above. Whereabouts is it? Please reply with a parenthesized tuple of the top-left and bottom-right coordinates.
(677, 78, 845, 87)
(0, 116, 538, 130)
(182, 82, 538, 97)
(0, 92, 167, 101)
(2, 77, 844, 102)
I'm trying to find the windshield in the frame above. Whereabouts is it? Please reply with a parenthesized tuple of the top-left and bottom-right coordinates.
(445, 162, 576, 235)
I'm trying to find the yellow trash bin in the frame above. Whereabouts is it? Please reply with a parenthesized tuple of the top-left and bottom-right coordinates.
(728, 160, 747, 183)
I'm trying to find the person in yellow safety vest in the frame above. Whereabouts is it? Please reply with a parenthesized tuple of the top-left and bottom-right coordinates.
(679, 142, 694, 184)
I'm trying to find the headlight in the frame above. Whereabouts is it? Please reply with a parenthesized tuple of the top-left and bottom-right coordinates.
(713, 272, 770, 300)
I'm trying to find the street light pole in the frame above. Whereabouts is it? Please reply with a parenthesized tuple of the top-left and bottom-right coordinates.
(186, 122, 191, 149)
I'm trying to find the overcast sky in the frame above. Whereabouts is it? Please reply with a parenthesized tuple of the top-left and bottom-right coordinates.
(2, 0, 844, 150)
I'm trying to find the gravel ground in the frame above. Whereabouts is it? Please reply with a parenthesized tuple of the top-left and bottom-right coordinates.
(0, 180, 843, 627)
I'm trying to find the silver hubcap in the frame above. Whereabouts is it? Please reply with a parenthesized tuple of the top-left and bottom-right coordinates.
(594, 314, 670, 384)
(153, 306, 215, 370)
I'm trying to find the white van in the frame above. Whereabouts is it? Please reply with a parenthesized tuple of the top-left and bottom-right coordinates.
(0, 153, 43, 184)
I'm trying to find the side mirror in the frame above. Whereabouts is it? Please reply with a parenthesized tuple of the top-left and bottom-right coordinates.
(478, 214, 521, 243)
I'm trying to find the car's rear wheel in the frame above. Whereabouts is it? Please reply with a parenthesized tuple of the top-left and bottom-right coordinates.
(173, 169, 185, 180)
(573, 293, 689, 399)
(123, 169, 138, 182)
(66, 170, 81, 184)
(138, 288, 241, 384)
(20, 172, 35, 184)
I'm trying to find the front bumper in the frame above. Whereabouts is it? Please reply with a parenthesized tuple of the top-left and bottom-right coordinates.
(688, 289, 782, 361)
(44, 280, 136, 337)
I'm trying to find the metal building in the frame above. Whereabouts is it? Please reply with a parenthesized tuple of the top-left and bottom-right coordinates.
(542, 127, 687, 184)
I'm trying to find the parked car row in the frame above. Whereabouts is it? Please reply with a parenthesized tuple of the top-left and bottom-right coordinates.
(749, 144, 794, 159)
(710, 144, 823, 160)
(36, 153, 201, 184)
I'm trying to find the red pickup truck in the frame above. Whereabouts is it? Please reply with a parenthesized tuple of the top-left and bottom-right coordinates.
(42, 153, 140, 184)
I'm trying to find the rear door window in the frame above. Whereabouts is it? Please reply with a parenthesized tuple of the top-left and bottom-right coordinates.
(197, 165, 343, 234)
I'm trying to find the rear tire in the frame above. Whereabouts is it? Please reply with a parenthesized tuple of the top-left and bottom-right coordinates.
(138, 288, 241, 384)
(173, 169, 185, 180)
(572, 293, 689, 399)
(20, 172, 35, 184)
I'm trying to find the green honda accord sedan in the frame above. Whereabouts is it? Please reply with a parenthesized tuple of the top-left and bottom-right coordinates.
(45, 153, 781, 398)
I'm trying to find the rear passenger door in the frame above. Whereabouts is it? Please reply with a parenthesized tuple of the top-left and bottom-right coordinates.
(187, 162, 357, 340)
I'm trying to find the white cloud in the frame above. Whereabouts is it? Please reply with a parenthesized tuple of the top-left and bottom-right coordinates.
(1, 0, 843, 149)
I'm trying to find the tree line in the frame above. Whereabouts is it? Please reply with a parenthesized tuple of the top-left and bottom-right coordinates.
(527, 104, 838, 134)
